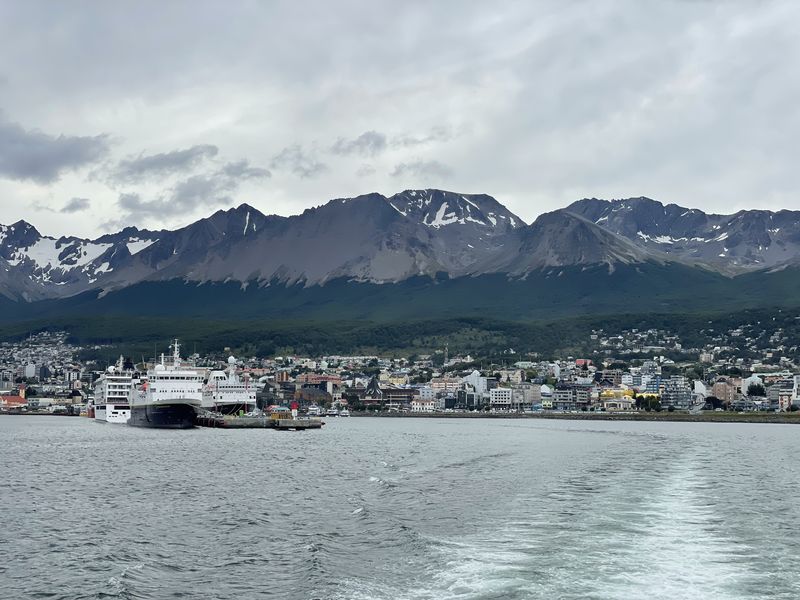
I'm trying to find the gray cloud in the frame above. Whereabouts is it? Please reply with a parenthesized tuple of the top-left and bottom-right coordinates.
(109, 144, 218, 183)
(331, 131, 387, 157)
(271, 145, 327, 178)
(0, 117, 109, 184)
(221, 159, 271, 180)
(356, 164, 376, 177)
(60, 197, 91, 213)
(391, 160, 452, 179)
(392, 126, 457, 148)
(116, 161, 270, 221)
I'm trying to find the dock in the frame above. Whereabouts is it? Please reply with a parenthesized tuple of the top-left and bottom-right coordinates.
(196, 414, 324, 430)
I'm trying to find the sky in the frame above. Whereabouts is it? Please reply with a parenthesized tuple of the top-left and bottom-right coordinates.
(0, 0, 799, 239)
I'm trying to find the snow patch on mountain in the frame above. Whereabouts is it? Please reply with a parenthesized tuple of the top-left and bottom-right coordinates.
(126, 238, 157, 255)
(426, 202, 459, 227)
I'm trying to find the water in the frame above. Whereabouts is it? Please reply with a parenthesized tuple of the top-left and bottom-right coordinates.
(1, 416, 798, 600)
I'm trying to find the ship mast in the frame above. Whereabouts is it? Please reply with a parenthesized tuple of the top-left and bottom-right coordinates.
(171, 339, 181, 367)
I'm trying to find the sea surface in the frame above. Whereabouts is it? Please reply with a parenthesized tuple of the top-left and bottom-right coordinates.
(1, 415, 798, 600)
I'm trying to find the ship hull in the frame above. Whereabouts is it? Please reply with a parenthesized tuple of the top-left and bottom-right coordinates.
(128, 402, 199, 429)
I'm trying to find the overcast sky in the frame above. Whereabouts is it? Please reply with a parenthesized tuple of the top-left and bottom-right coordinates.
(0, 1, 798, 238)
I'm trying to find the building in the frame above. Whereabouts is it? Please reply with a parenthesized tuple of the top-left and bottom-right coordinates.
(418, 387, 435, 401)
(0, 385, 27, 409)
(767, 379, 794, 411)
(641, 360, 661, 377)
(661, 376, 693, 409)
(793, 374, 800, 405)
(512, 382, 541, 410)
(552, 385, 576, 411)
(410, 397, 435, 412)
(711, 377, 739, 404)
(461, 370, 487, 395)
(498, 369, 524, 384)
(489, 387, 512, 411)
(456, 389, 482, 410)
(599, 389, 635, 411)
(601, 369, 623, 386)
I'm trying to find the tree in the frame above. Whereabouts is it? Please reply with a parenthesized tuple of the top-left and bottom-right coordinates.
(747, 383, 766, 397)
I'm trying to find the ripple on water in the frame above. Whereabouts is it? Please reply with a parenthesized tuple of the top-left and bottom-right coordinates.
(2, 417, 799, 600)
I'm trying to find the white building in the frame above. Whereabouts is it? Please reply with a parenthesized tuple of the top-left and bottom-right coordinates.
(462, 370, 488, 395)
(489, 387, 513, 411)
(411, 398, 435, 412)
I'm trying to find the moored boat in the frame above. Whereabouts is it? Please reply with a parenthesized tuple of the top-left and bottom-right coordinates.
(128, 340, 203, 429)
(202, 356, 256, 415)
(92, 356, 134, 423)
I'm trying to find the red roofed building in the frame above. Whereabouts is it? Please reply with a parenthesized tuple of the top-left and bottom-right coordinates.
(1, 396, 27, 408)
(1, 385, 27, 408)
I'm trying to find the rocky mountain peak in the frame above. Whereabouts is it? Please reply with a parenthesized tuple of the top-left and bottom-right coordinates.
(387, 189, 523, 230)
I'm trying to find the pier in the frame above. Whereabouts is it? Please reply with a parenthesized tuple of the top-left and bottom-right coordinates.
(195, 414, 324, 430)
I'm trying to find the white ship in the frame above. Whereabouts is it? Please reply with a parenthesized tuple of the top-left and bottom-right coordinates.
(93, 356, 133, 424)
(202, 356, 257, 415)
(128, 340, 203, 429)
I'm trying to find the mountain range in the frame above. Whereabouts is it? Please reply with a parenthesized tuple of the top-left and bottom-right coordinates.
(2, 189, 800, 322)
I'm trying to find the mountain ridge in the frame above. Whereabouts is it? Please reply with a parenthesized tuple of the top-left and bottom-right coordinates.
(3, 190, 800, 313)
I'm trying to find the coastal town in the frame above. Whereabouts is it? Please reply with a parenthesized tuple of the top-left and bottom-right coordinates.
(1, 327, 800, 417)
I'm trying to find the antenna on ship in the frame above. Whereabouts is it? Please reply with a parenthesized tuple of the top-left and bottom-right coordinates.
(171, 339, 181, 367)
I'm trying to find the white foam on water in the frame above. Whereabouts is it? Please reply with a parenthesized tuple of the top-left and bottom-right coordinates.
(592, 458, 763, 600)
(334, 454, 768, 600)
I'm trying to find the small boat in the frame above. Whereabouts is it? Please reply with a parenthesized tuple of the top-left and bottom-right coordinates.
(307, 405, 322, 416)
(326, 408, 339, 417)
(339, 409, 350, 417)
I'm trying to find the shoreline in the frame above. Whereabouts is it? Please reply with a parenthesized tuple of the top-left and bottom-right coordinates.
(350, 411, 800, 424)
(3, 411, 800, 425)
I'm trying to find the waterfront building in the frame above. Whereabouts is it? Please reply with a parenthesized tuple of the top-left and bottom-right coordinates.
(410, 397, 435, 412)
(489, 387, 512, 411)
(767, 379, 794, 411)
(456, 389, 482, 410)
(661, 376, 694, 409)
